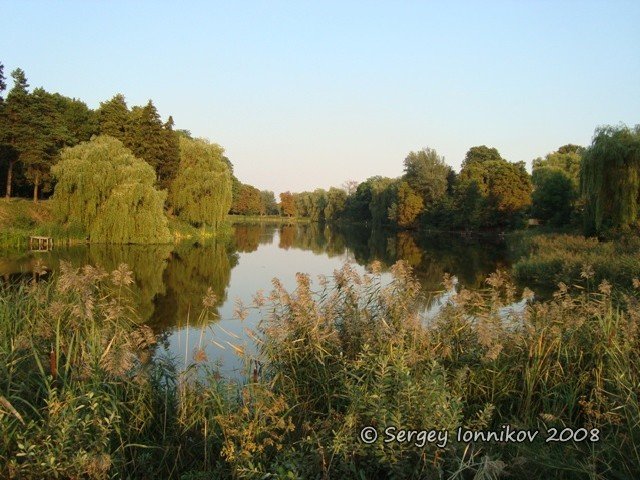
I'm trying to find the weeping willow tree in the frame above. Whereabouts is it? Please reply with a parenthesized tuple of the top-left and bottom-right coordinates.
(581, 124, 640, 235)
(169, 136, 232, 227)
(52, 135, 172, 243)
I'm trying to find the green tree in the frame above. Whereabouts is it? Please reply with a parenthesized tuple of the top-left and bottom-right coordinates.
(531, 167, 575, 226)
(97, 93, 130, 139)
(309, 189, 327, 222)
(368, 177, 396, 226)
(169, 136, 232, 227)
(98, 95, 180, 188)
(581, 124, 640, 235)
(532, 144, 583, 188)
(52, 135, 171, 243)
(403, 148, 450, 205)
(127, 100, 180, 188)
(461, 145, 503, 168)
(458, 147, 532, 228)
(324, 187, 347, 222)
(2, 69, 30, 198)
(389, 181, 424, 228)
(260, 190, 279, 215)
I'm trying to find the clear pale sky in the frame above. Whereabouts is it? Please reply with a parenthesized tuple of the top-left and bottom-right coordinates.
(2, 1, 639, 195)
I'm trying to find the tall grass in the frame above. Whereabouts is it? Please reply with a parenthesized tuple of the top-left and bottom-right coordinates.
(1, 260, 638, 478)
(512, 233, 640, 290)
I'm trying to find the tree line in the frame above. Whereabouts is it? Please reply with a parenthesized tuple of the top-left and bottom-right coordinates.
(1, 62, 638, 238)
(278, 129, 640, 237)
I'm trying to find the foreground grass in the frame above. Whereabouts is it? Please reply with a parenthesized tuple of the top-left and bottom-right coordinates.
(1, 261, 639, 478)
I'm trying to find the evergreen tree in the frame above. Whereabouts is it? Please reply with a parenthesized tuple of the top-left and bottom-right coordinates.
(169, 136, 232, 227)
(52, 135, 171, 243)
(97, 94, 130, 140)
(127, 100, 176, 187)
(2, 69, 30, 198)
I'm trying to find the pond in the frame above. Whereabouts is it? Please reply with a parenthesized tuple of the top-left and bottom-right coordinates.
(0, 223, 514, 377)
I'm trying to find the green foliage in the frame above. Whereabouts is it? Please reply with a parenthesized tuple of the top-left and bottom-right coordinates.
(512, 233, 640, 289)
(259, 190, 279, 215)
(97, 93, 129, 139)
(169, 136, 232, 227)
(388, 181, 423, 228)
(581, 124, 640, 235)
(531, 167, 576, 226)
(461, 145, 503, 167)
(457, 152, 532, 229)
(403, 147, 450, 204)
(52, 135, 171, 244)
(1, 257, 640, 477)
(532, 144, 583, 189)
(98, 95, 181, 188)
(324, 187, 347, 222)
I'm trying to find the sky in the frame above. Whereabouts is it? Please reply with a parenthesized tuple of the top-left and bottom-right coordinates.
(2, 1, 639, 195)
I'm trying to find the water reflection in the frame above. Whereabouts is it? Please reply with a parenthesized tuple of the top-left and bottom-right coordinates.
(0, 222, 513, 371)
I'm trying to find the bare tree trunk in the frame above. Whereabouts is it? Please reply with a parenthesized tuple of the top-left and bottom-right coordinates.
(5, 159, 15, 198)
(33, 172, 39, 203)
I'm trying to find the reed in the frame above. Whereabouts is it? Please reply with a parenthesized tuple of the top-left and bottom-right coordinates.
(0, 259, 638, 478)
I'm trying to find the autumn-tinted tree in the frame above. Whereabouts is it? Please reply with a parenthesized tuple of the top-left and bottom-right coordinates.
(52, 135, 171, 243)
(403, 148, 450, 205)
(169, 136, 232, 227)
(581, 124, 640, 235)
(231, 183, 262, 215)
(279, 191, 296, 217)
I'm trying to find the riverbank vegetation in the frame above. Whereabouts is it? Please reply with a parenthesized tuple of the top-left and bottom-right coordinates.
(1, 261, 638, 478)
(3, 63, 639, 240)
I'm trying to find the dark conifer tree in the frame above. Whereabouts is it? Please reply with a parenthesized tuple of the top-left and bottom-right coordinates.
(3, 69, 31, 198)
(97, 93, 130, 140)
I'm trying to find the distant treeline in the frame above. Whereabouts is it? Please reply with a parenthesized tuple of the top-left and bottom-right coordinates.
(278, 129, 640, 237)
(1, 63, 638, 237)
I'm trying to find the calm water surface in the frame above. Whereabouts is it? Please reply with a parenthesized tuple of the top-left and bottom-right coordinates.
(0, 223, 514, 377)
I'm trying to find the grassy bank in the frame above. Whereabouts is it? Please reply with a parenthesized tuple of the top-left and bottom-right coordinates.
(1, 261, 638, 478)
(511, 232, 640, 290)
(0, 199, 233, 249)
(227, 214, 311, 224)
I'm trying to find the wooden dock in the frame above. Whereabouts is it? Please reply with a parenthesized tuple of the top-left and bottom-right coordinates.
(29, 236, 53, 251)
